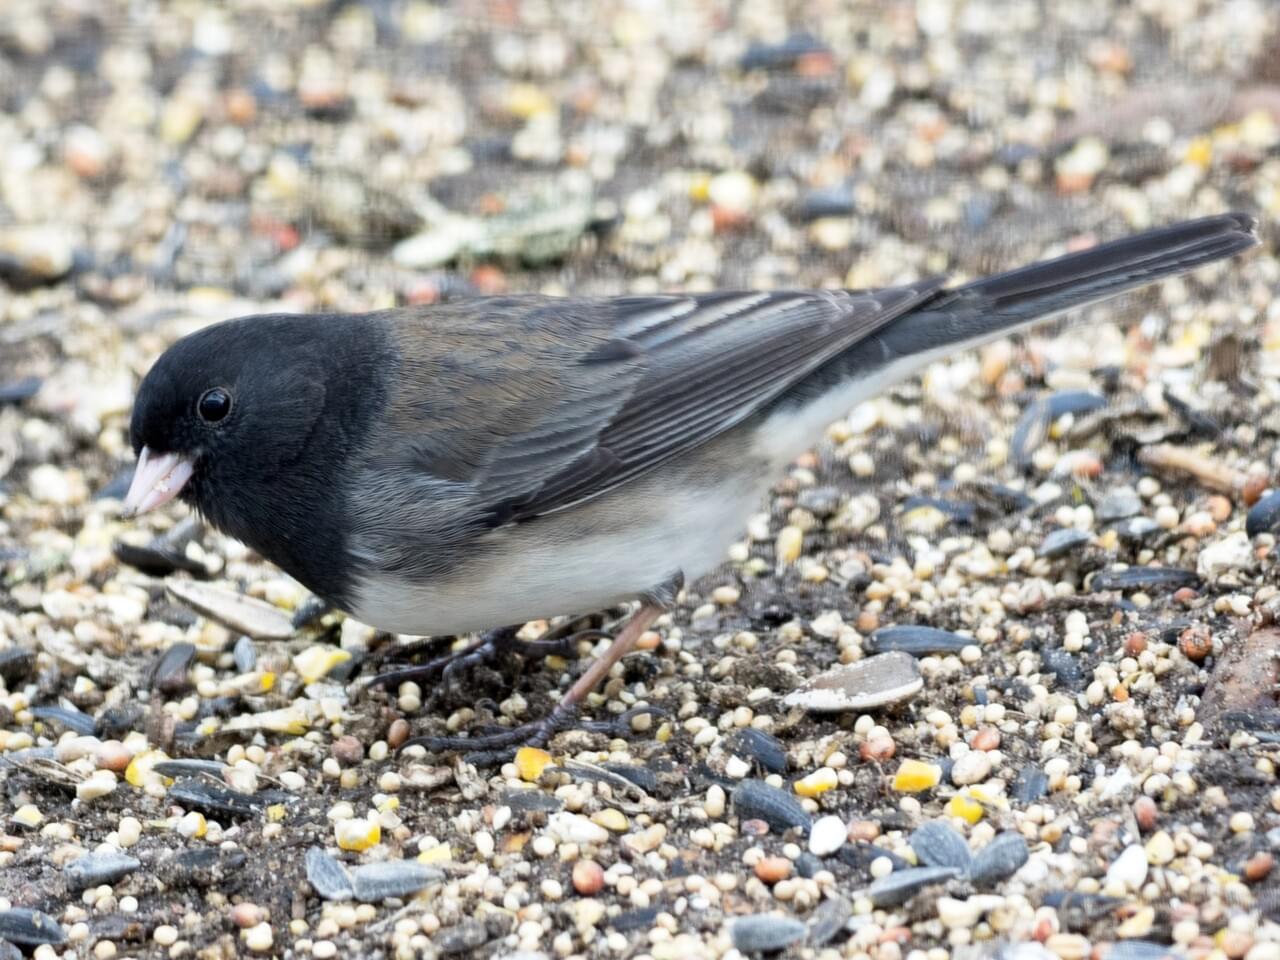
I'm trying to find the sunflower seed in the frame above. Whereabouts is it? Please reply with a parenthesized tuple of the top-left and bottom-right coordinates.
(0, 908, 66, 946)
(970, 833, 1030, 885)
(782, 651, 922, 712)
(731, 779, 812, 833)
(910, 820, 973, 873)
(305, 847, 354, 901)
(64, 851, 141, 890)
(166, 579, 294, 640)
(866, 866, 960, 907)
(349, 860, 445, 902)
(730, 914, 807, 953)
(868, 626, 972, 656)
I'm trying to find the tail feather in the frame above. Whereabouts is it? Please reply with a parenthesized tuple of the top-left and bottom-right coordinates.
(876, 211, 1258, 359)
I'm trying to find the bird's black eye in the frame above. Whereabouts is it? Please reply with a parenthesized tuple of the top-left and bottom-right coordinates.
(197, 387, 233, 423)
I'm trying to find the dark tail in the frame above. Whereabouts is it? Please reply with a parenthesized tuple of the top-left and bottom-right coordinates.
(875, 212, 1258, 361)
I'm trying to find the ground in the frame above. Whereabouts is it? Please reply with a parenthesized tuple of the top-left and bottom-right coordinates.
(2, 0, 1280, 959)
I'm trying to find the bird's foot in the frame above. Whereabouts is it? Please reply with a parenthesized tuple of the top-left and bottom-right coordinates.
(398, 585, 679, 765)
(400, 704, 666, 766)
(366, 620, 601, 697)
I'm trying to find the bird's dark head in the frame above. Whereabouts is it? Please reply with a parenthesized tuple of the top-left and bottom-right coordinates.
(126, 314, 336, 516)
(124, 313, 392, 602)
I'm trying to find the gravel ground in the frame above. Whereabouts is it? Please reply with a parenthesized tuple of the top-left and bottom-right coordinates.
(3, 1, 1280, 958)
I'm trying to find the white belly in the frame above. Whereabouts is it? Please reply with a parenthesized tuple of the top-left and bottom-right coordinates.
(348, 465, 769, 636)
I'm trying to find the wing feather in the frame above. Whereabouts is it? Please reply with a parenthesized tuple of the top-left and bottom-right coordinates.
(479, 281, 946, 522)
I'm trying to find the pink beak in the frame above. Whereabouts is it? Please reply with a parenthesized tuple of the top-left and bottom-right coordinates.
(121, 446, 195, 518)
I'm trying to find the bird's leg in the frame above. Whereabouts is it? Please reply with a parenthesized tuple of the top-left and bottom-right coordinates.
(401, 573, 683, 763)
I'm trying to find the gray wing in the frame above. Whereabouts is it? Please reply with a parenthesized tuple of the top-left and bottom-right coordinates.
(478, 281, 946, 524)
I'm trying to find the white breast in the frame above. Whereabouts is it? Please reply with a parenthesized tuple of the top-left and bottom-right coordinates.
(348, 460, 770, 636)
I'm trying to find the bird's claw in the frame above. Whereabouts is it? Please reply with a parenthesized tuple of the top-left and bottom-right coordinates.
(398, 703, 666, 767)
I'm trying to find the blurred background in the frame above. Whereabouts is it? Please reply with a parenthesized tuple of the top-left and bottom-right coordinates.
(2, 0, 1277, 471)
(0, 0, 1278, 559)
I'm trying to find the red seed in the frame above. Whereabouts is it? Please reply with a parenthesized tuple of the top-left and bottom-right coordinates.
(1133, 796, 1157, 833)
(1179, 624, 1212, 662)
(1245, 851, 1274, 882)
(971, 727, 1001, 751)
(572, 859, 604, 895)
(386, 718, 411, 749)
(753, 856, 791, 884)
(859, 734, 896, 762)
(847, 820, 880, 842)
(230, 902, 262, 928)
(1243, 473, 1270, 507)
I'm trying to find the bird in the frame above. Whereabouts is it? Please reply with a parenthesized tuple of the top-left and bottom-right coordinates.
(123, 212, 1258, 754)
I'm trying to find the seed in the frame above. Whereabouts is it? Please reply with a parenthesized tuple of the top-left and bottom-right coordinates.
(892, 759, 941, 792)
(515, 747, 553, 781)
(387, 719, 410, 749)
(753, 856, 792, 884)
(793, 768, 839, 797)
(971, 727, 1000, 751)
(860, 735, 896, 761)
(1133, 796, 1157, 832)
(1245, 851, 1274, 882)
(1179, 625, 1212, 662)
(571, 860, 604, 896)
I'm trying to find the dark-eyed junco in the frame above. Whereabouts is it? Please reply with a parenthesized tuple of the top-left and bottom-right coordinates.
(124, 212, 1257, 751)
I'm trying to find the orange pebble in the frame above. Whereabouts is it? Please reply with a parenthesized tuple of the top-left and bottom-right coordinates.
(880, 927, 912, 945)
(635, 630, 662, 651)
(224, 88, 258, 125)
(1124, 632, 1147, 656)
(753, 856, 792, 884)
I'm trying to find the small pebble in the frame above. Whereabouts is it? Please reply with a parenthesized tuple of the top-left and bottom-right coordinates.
(808, 815, 847, 856)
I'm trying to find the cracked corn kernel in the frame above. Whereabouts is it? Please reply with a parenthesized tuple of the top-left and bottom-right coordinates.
(293, 646, 352, 684)
(775, 525, 803, 565)
(794, 767, 838, 797)
(945, 793, 984, 824)
(335, 817, 380, 851)
(418, 844, 452, 865)
(892, 759, 942, 792)
(592, 809, 629, 832)
(125, 750, 170, 788)
(176, 811, 207, 838)
(515, 747, 553, 781)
